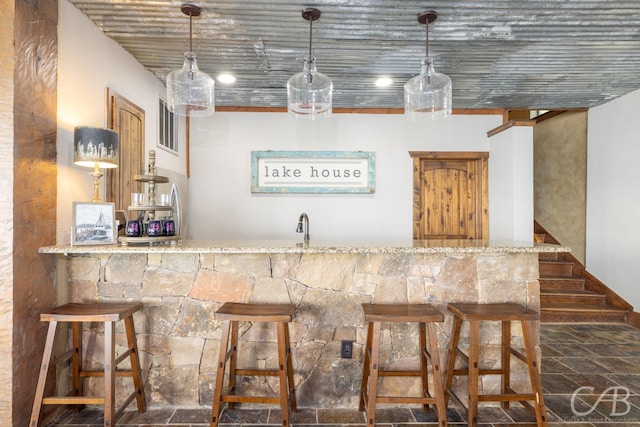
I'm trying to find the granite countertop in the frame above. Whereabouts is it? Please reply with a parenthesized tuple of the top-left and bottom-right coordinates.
(39, 239, 569, 255)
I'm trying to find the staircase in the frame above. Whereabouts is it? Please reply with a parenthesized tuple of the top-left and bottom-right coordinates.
(535, 221, 632, 323)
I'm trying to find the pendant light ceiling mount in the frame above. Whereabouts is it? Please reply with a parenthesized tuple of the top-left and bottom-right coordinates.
(180, 3, 201, 18)
(417, 10, 437, 25)
(166, 2, 215, 117)
(301, 8, 321, 22)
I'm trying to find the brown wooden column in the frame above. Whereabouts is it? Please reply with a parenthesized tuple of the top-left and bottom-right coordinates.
(9, 0, 58, 424)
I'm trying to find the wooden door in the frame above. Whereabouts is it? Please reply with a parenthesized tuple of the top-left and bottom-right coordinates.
(410, 151, 488, 240)
(106, 89, 145, 211)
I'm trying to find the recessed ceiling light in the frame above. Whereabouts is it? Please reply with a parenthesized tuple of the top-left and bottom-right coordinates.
(375, 77, 393, 87)
(217, 73, 237, 84)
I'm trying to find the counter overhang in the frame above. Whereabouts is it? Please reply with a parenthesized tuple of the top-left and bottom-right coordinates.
(39, 239, 569, 255)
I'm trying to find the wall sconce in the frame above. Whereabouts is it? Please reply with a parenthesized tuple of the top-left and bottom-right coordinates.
(287, 8, 333, 119)
(74, 126, 119, 202)
(166, 3, 215, 117)
(404, 10, 452, 121)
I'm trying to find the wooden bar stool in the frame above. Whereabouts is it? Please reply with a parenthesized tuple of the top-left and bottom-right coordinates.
(359, 304, 448, 427)
(211, 303, 297, 427)
(444, 302, 547, 427)
(30, 302, 146, 427)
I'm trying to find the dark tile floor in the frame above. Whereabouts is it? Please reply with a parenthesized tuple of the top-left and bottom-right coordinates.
(45, 323, 640, 426)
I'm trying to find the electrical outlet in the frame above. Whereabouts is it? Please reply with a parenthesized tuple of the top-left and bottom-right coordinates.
(341, 340, 353, 358)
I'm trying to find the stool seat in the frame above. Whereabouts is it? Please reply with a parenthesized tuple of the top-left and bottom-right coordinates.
(211, 303, 297, 427)
(360, 304, 447, 427)
(362, 303, 445, 322)
(447, 302, 539, 321)
(41, 302, 143, 322)
(214, 302, 295, 322)
(30, 302, 146, 427)
(444, 302, 547, 427)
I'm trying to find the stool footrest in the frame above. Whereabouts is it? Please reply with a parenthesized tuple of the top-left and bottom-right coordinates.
(375, 396, 439, 405)
(79, 369, 136, 378)
(235, 368, 280, 377)
(477, 393, 536, 403)
(452, 367, 505, 376)
(43, 396, 104, 405)
(378, 370, 424, 377)
(221, 394, 282, 404)
(448, 390, 537, 412)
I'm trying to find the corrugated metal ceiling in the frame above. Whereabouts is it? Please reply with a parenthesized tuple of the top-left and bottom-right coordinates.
(69, 0, 640, 110)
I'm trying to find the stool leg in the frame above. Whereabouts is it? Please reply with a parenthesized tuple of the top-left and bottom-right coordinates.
(72, 321, 83, 403)
(501, 320, 511, 410)
(227, 320, 239, 410)
(283, 322, 297, 411)
(211, 320, 232, 427)
(444, 315, 462, 407)
(467, 320, 480, 427)
(418, 322, 429, 412)
(365, 321, 381, 427)
(522, 320, 548, 427)
(426, 322, 448, 427)
(124, 314, 146, 413)
(30, 321, 58, 427)
(359, 321, 374, 411)
(277, 322, 290, 427)
(104, 321, 116, 427)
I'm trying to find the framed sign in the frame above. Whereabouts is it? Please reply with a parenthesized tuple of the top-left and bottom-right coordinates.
(72, 202, 117, 245)
(251, 151, 375, 194)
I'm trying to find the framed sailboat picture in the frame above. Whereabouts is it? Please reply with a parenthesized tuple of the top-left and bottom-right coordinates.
(72, 202, 117, 245)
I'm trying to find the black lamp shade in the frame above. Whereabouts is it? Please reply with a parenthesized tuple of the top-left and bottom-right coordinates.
(73, 126, 119, 168)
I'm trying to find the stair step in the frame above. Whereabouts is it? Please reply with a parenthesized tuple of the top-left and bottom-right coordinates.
(535, 221, 631, 325)
(540, 277, 585, 290)
(539, 260, 574, 277)
(541, 303, 628, 323)
(541, 289, 606, 305)
(538, 252, 560, 261)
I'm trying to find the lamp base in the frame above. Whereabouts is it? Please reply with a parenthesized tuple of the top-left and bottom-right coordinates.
(89, 163, 104, 203)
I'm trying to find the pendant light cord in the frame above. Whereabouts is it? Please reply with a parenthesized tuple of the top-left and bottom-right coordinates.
(189, 11, 193, 53)
(308, 18, 313, 59)
(425, 19, 429, 58)
(306, 15, 314, 84)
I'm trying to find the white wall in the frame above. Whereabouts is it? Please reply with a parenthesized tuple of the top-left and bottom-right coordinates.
(587, 88, 640, 309)
(57, 0, 186, 243)
(186, 112, 524, 241)
(489, 126, 534, 242)
(57, 0, 534, 246)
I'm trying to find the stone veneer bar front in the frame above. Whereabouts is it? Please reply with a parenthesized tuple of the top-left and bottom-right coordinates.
(39, 239, 567, 410)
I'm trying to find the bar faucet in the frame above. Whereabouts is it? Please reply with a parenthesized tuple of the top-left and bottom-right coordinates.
(296, 213, 309, 242)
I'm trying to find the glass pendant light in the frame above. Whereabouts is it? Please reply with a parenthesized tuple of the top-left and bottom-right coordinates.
(404, 10, 452, 121)
(167, 4, 215, 117)
(287, 8, 333, 120)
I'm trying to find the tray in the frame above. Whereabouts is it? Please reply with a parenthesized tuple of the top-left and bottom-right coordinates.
(119, 235, 181, 246)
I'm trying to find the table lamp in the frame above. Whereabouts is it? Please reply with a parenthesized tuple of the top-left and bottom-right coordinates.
(73, 126, 119, 202)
